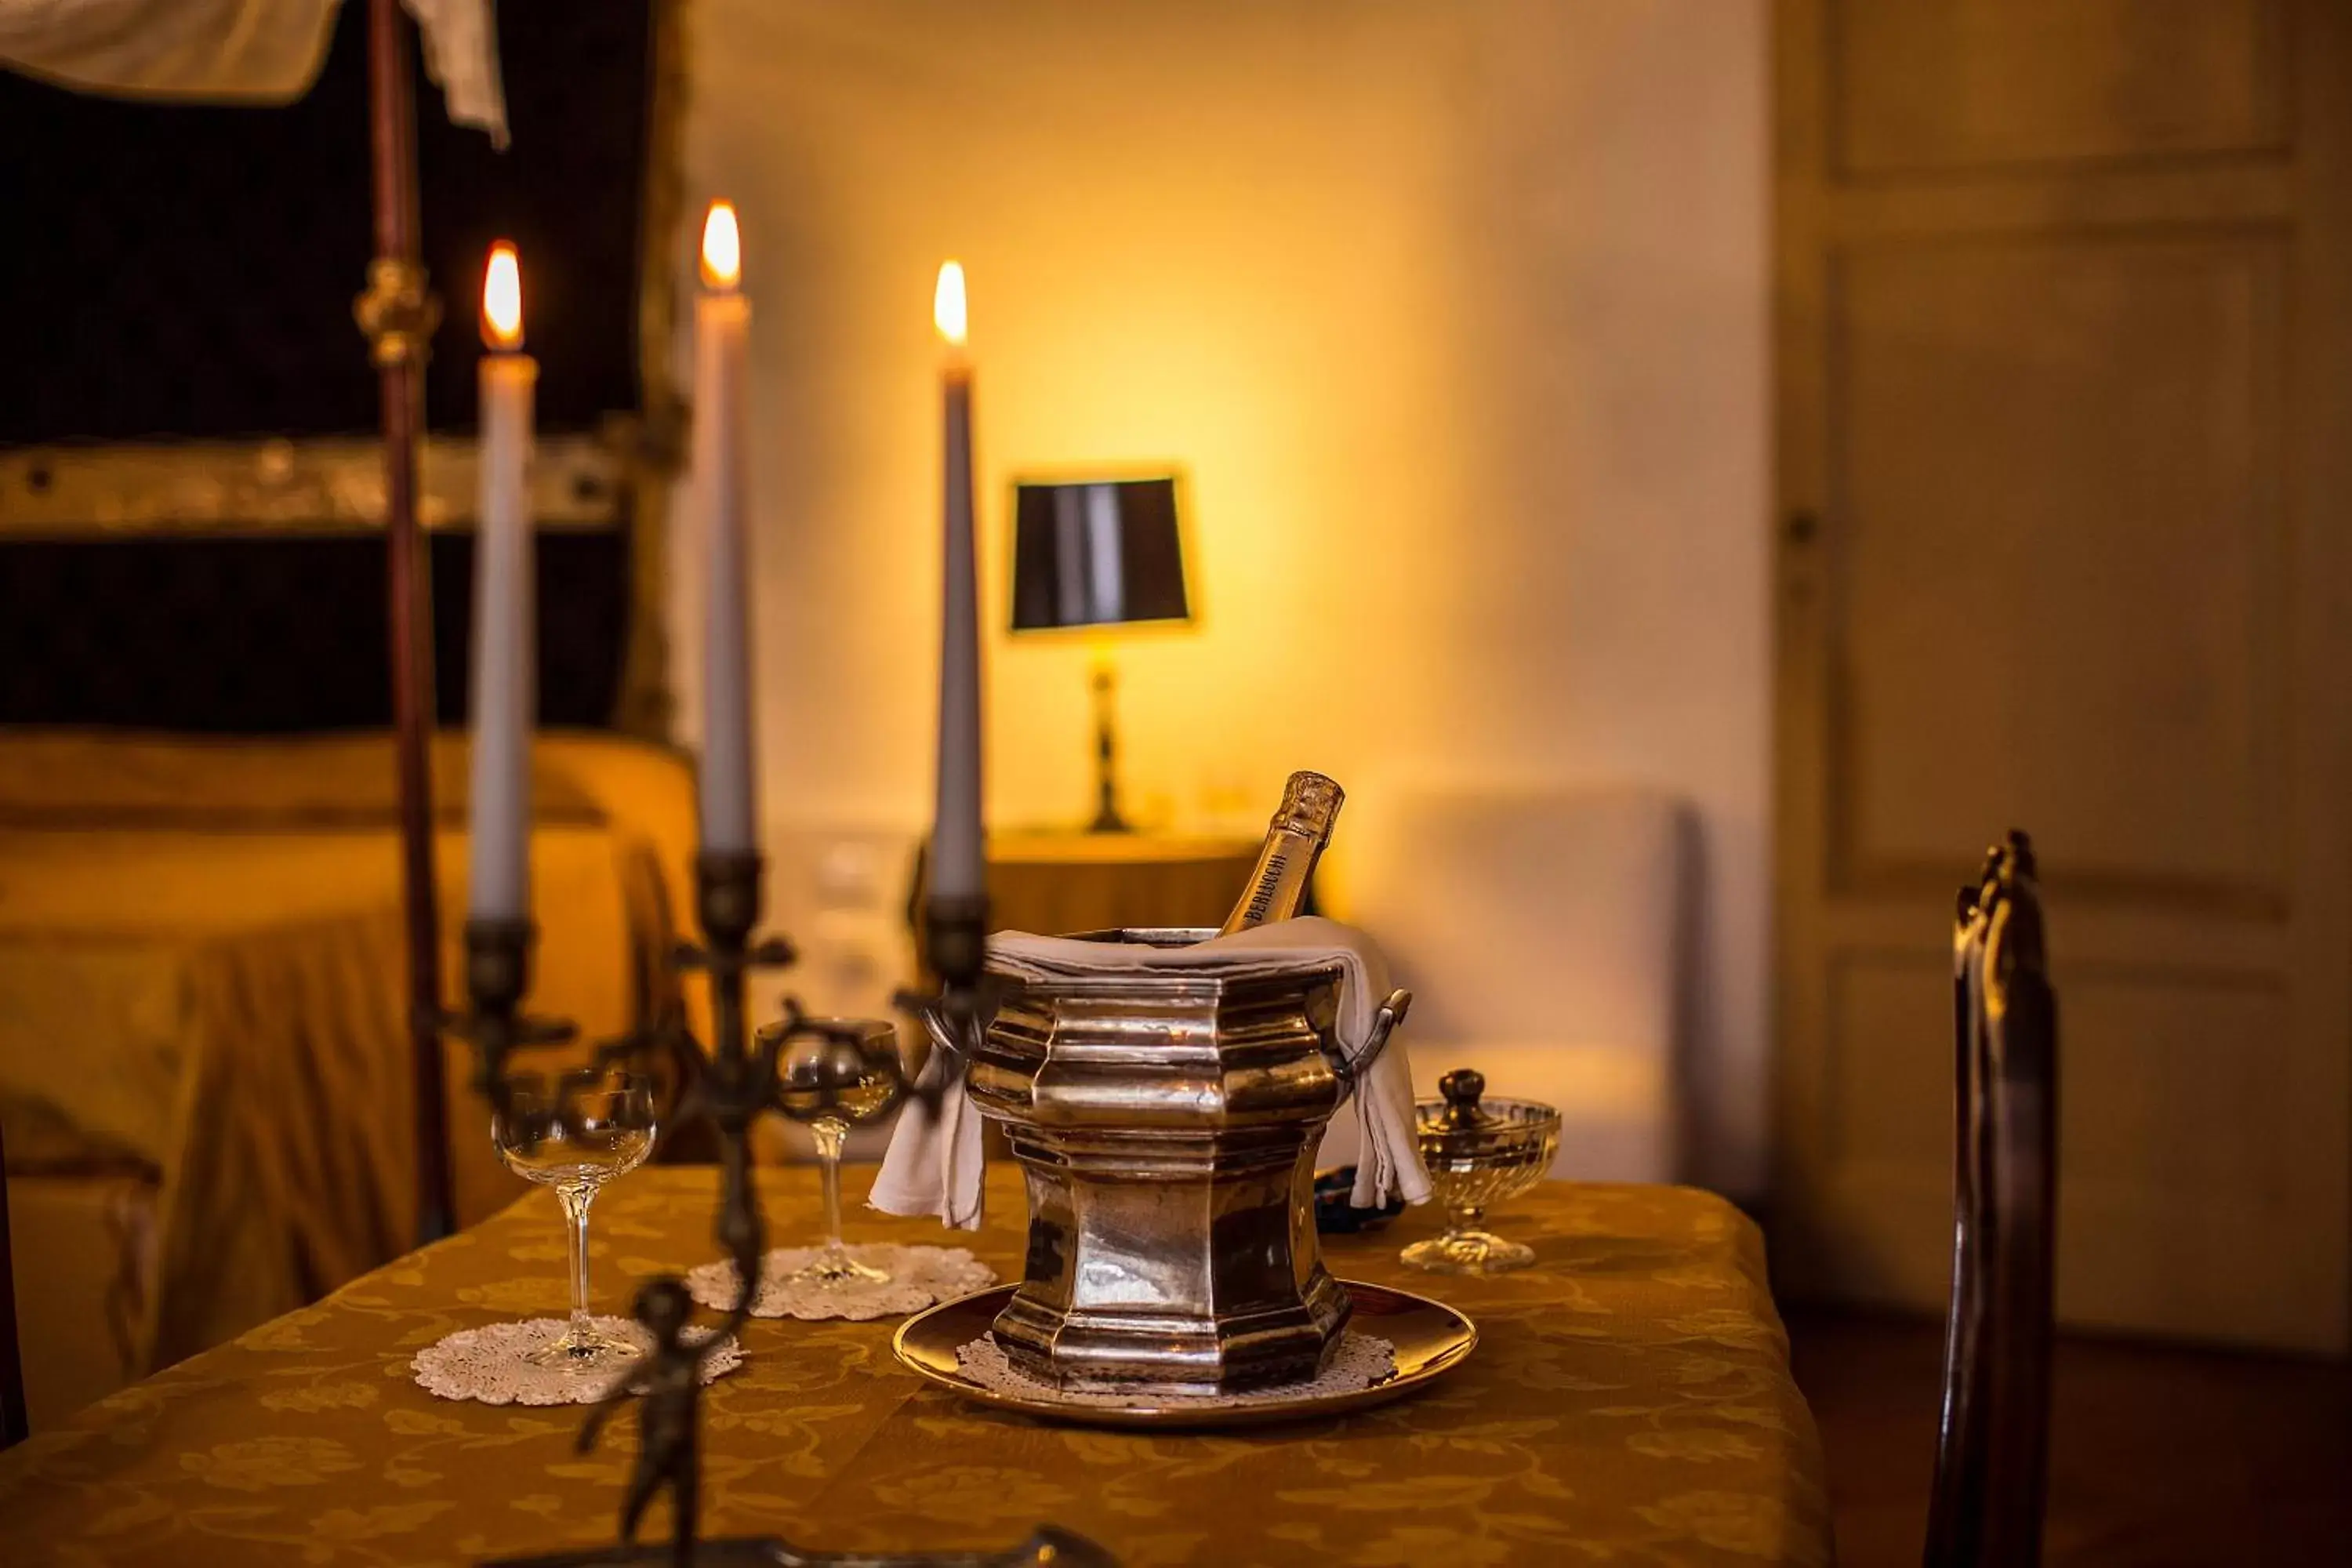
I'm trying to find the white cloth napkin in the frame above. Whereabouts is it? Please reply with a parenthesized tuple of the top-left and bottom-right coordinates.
(869, 1033, 989, 1230)
(869, 916, 1432, 1230)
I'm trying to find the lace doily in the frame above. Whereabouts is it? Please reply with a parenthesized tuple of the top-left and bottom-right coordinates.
(954, 1331, 1398, 1409)
(411, 1316, 741, 1406)
(685, 1243, 996, 1322)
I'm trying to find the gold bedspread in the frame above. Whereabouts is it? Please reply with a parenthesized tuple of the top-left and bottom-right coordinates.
(0, 1167, 1831, 1566)
(0, 731, 698, 1370)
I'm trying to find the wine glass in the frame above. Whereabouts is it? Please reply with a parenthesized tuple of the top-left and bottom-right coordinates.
(767, 1017, 904, 1289)
(493, 1067, 657, 1367)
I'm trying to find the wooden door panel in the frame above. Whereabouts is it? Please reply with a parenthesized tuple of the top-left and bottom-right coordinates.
(1823, 953, 1950, 1174)
(1831, 232, 2289, 903)
(1777, 0, 2351, 1352)
(1822, 958, 2303, 1196)
(1835, 0, 2288, 173)
(1816, 949, 2325, 1339)
(2060, 971, 2296, 1196)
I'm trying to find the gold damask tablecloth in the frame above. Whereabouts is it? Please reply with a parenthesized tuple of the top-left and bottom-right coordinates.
(0, 1167, 1831, 1566)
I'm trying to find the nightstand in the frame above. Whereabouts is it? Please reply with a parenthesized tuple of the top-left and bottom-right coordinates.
(984, 830, 1261, 935)
(906, 831, 1262, 962)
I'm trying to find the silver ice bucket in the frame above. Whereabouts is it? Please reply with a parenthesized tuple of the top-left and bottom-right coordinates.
(965, 927, 1406, 1395)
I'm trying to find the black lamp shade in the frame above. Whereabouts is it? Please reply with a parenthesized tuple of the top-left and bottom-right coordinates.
(1010, 477, 1190, 632)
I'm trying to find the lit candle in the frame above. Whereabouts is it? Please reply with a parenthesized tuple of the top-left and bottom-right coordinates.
(694, 201, 757, 855)
(467, 241, 536, 921)
(931, 261, 984, 898)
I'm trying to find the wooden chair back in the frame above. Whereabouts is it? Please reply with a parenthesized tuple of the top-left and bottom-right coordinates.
(0, 1119, 27, 1447)
(1925, 830, 2057, 1567)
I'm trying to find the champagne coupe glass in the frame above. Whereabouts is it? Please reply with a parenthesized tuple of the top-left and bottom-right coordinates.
(493, 1067, 657, 1367)
(768, 1018, 904, 1289)
(1402, 1069, 1560, 1276)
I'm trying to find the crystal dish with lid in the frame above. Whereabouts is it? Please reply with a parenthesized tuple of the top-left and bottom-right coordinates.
(1403, 1069, 1561, 1274)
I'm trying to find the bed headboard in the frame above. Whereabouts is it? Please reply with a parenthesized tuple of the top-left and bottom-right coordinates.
(0, 0, 684, 737)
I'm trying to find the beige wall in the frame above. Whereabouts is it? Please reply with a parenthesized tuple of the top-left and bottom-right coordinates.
(673, 0, 1770, 1195)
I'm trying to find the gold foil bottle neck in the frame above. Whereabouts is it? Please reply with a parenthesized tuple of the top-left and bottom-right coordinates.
(1268, 770, 1345, 843)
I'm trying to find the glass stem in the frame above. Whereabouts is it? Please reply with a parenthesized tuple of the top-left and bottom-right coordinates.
(1449, 1203, 1484, 1240)
(557, 1183, 597, 1341)
(813, 1118, 850, 1264)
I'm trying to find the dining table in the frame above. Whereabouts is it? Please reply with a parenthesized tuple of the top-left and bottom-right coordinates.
(0, 1163, 1831, 1566)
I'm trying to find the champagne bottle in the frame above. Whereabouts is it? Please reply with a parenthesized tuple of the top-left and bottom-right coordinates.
(1217, 771, 1345, 934)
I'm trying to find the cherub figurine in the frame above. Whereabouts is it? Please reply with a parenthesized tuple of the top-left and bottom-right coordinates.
(577, 1277, 720, 1564)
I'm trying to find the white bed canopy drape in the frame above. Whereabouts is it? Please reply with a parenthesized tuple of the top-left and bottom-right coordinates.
(0, 0, 506, 142)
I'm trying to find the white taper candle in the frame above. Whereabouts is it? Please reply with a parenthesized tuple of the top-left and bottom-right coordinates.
(467, 241, 536, 921)
(931, 261, 984, 898)
(694, 201, 757, 855)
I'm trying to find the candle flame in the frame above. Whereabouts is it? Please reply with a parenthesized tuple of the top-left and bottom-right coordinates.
(934, 260, 967, 346)
(481, 241, 524, 350)
(701, 201, 742, 290)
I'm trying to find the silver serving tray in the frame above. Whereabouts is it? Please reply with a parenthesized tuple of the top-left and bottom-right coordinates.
(891, 1279, 1475, 1430)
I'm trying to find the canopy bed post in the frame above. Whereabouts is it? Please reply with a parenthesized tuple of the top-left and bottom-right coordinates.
(355, 0, 454, 1245)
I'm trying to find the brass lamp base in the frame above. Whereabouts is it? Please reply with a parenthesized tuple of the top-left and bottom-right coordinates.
(1087, 660, 1132, 833)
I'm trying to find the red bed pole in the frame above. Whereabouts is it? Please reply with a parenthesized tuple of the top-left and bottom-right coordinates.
(355, 0, 454, 1245)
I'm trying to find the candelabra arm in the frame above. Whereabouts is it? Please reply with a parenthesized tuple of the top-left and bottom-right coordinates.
(471, 858, 1018, 1567)
(924, 891, 989, 993)
(712, 1127, 764, 1338)
(446, 917, 579, 1120)
(896, 891, 993, 1103)
(670, 852, 793, 1333)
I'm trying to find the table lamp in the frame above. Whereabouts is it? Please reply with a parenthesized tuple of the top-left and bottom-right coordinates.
(1009, 475, 1192, 832)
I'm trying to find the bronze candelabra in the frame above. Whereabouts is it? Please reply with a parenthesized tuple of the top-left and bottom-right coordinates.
(445, 857, 1093, 1567)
